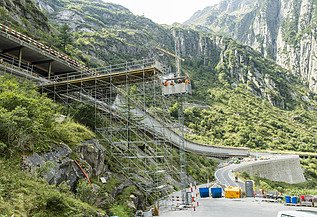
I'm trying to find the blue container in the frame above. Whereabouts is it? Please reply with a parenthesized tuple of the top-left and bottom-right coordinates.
(285, 196, 291, 203)
(291, 196, 298, 204)
(211, 187, 222, 198)
(199, 187, 210, 198)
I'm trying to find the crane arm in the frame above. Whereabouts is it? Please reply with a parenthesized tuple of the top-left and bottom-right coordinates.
(155, 46, 185, 61)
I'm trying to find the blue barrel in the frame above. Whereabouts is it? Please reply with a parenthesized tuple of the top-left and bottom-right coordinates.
(291, 196, 298, 204)
(199, 188, 210, 198)
(211, 187, 222, 198)
(285, 196, 291, 203)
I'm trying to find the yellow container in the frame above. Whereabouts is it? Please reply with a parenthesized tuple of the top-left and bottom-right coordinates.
(225, 186, 241, 199)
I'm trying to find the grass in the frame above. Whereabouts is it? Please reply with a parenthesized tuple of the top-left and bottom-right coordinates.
(0, 157, 105, 216)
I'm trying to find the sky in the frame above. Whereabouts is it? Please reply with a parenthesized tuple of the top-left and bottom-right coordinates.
(106, 0, 221, 25)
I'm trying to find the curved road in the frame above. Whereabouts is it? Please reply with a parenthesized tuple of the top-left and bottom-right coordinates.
(214, 154, 303, 189)
(215, 163, 245, 189)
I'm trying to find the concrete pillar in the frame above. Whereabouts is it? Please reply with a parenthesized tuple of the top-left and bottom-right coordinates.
(48, 62, 52, 80)
(18, 47, 23, 68)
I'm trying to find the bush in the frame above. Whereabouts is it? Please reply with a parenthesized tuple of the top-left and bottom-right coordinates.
(109, 205, 130, 217)
(76, 179, 97, 205)
(53, 118, 95, 146)
(0, 75, 95, 154)
(45, 194, 68, 213)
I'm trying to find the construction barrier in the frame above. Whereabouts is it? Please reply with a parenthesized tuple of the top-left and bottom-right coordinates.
(225, 186, 241, 199)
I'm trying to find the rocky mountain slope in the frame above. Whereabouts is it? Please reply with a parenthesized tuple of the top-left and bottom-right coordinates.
(1, 0, 317, 215)
(1, 0, 317, 133)
(6, 0, 308, 110)
(185, 0, 317, 93)
(34, 0, 174, 66)
(0, 0, 50, 32)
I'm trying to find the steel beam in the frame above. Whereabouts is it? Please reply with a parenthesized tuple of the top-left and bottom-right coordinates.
(2, 45, 24, 54)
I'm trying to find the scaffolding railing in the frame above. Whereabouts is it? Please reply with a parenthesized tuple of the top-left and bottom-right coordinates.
(0, 53, 48, 83)
(0, 23, 85, 70)
(53, 84, 173, 197)
(50, 58, 164, 82)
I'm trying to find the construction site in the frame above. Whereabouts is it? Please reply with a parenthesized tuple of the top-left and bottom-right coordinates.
(0, 22, 250, 199)
(2, 22, 314, 216)
(0, 16, 316, 215)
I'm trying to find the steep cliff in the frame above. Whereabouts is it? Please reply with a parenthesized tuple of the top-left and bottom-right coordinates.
(0, 0, 50, 32)
(34, 0, 174, 66)
(186, 0, 317, 93)
(174, 28, 314, 109)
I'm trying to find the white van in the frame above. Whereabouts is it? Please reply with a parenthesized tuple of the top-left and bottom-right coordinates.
(277, 210, 317, 217)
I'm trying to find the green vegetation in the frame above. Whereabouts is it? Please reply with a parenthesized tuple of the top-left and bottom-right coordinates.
(301, 157, 317, 180)
(183, 87, 317, 152)
(0, 75, 104, 215)
(0, 76, 94, 155)
(281, 0, 301, 45)
(178, 37, 317, 153)
(0, 158, 104, 216)
(187, 153, 217, 183)
(58, 24, 74, 51)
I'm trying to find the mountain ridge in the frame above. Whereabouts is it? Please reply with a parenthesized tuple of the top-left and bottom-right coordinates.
(1, 1, 317, 215)
(185, 0, 317, 93)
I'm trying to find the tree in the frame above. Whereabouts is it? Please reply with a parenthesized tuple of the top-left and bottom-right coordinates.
(58, 24, 73, 51)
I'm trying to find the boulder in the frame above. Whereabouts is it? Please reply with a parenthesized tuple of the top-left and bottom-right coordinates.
(22, 141, 108, 191)
(75, 140, 107, 176)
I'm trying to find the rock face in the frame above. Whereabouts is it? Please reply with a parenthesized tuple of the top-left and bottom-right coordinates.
(29, 0, 313, 109)
(171, 29, 311, 109)
(75, 140, 107, 176)
(0, 0, 50, 32)
(185, 0, 317, 92)
(1, 0, 313, 109)
(22, 140, 108, 190)
(34, 0, 174, 66)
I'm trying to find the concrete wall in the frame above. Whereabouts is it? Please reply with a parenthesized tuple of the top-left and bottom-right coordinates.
(233, 155, 306, 184)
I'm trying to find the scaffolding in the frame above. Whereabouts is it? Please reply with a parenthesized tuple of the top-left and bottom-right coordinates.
(41, 58, 180, 203)
(0, 21, 251, 209)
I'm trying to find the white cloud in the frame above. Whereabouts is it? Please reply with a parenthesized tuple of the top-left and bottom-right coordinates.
(105, 0, 221, 24)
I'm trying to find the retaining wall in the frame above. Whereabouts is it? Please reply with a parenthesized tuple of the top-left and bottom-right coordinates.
(233, 155, 306, 184)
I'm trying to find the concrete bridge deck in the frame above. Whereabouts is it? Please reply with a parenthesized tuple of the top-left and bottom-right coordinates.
(0, 23, 85, 78)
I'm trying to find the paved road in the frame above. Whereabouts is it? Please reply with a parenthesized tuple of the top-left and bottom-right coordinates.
(160, 197, 314, 217)
(214, 154, 301, 189)
(214, 164, 245, 189)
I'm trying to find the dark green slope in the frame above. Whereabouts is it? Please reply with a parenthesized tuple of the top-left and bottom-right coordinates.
(185, 87, 317, 152)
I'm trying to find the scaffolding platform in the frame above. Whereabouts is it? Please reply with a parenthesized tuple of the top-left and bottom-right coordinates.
(41, 59, 164, 92)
